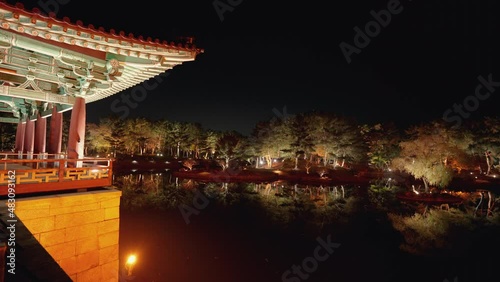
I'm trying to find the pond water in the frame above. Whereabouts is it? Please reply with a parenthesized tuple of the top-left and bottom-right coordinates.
(115, 171, 497, 282)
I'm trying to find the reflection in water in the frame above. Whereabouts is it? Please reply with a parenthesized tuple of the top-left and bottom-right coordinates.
(114, 171, 498, 228)
(114, 171, 361, 231)
(114, 171, 355, 204)
(114, 171, 500, 282)
(114, 171, 173, 191)
(250, 182, 347, 203)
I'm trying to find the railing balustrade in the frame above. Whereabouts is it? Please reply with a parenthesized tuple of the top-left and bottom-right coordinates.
(0, 153, 113, 196)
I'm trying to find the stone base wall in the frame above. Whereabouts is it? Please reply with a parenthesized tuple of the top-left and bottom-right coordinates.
(14, 189, 121, 282)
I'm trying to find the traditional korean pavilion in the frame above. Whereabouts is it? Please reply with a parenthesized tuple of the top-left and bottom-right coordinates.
(0, 1, 202, 193)
(0, 2, 203, 281)
(0, 0, 202, 161)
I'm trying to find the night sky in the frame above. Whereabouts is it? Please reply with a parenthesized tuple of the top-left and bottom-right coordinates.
(12, 0, 500, 135)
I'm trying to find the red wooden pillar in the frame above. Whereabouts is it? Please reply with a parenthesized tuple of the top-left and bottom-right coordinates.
(49, 106, 63, 155)
(23, 117, 35, 158)
(34, 112, 47, 154)
(14, 120, 25, 154)
(67, 97, 86, 167)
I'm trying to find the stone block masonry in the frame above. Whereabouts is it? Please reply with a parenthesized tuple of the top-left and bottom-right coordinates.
(13, 188, 122, 282)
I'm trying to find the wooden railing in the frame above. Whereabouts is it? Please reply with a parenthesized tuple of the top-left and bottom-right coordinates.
(0, 153, 113, 196)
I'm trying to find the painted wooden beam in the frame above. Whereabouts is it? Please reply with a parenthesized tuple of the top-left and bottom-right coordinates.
(0, 85, 75, 105)
(0, 116, 20, 123)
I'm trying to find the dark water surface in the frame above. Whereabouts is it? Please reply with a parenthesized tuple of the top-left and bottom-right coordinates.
(117, 172, 497, 282)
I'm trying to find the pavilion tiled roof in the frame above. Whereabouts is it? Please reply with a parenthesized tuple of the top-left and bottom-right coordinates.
(0, 0, 203, 113)
(0, 1, 204, 57)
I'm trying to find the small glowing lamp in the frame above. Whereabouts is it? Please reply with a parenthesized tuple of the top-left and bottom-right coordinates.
(125, 254, 137, 276)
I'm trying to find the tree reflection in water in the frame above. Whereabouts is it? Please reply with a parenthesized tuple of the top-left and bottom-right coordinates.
(114, 171, 361, 232)
(115, 171, 499, 282)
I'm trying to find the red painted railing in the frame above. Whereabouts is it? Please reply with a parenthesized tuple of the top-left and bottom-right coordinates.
(0, 153, 113, 196)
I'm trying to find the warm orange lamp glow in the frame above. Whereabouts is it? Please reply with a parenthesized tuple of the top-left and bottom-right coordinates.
(126, 255, 137, 265)
(125, 254, 137, 276)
